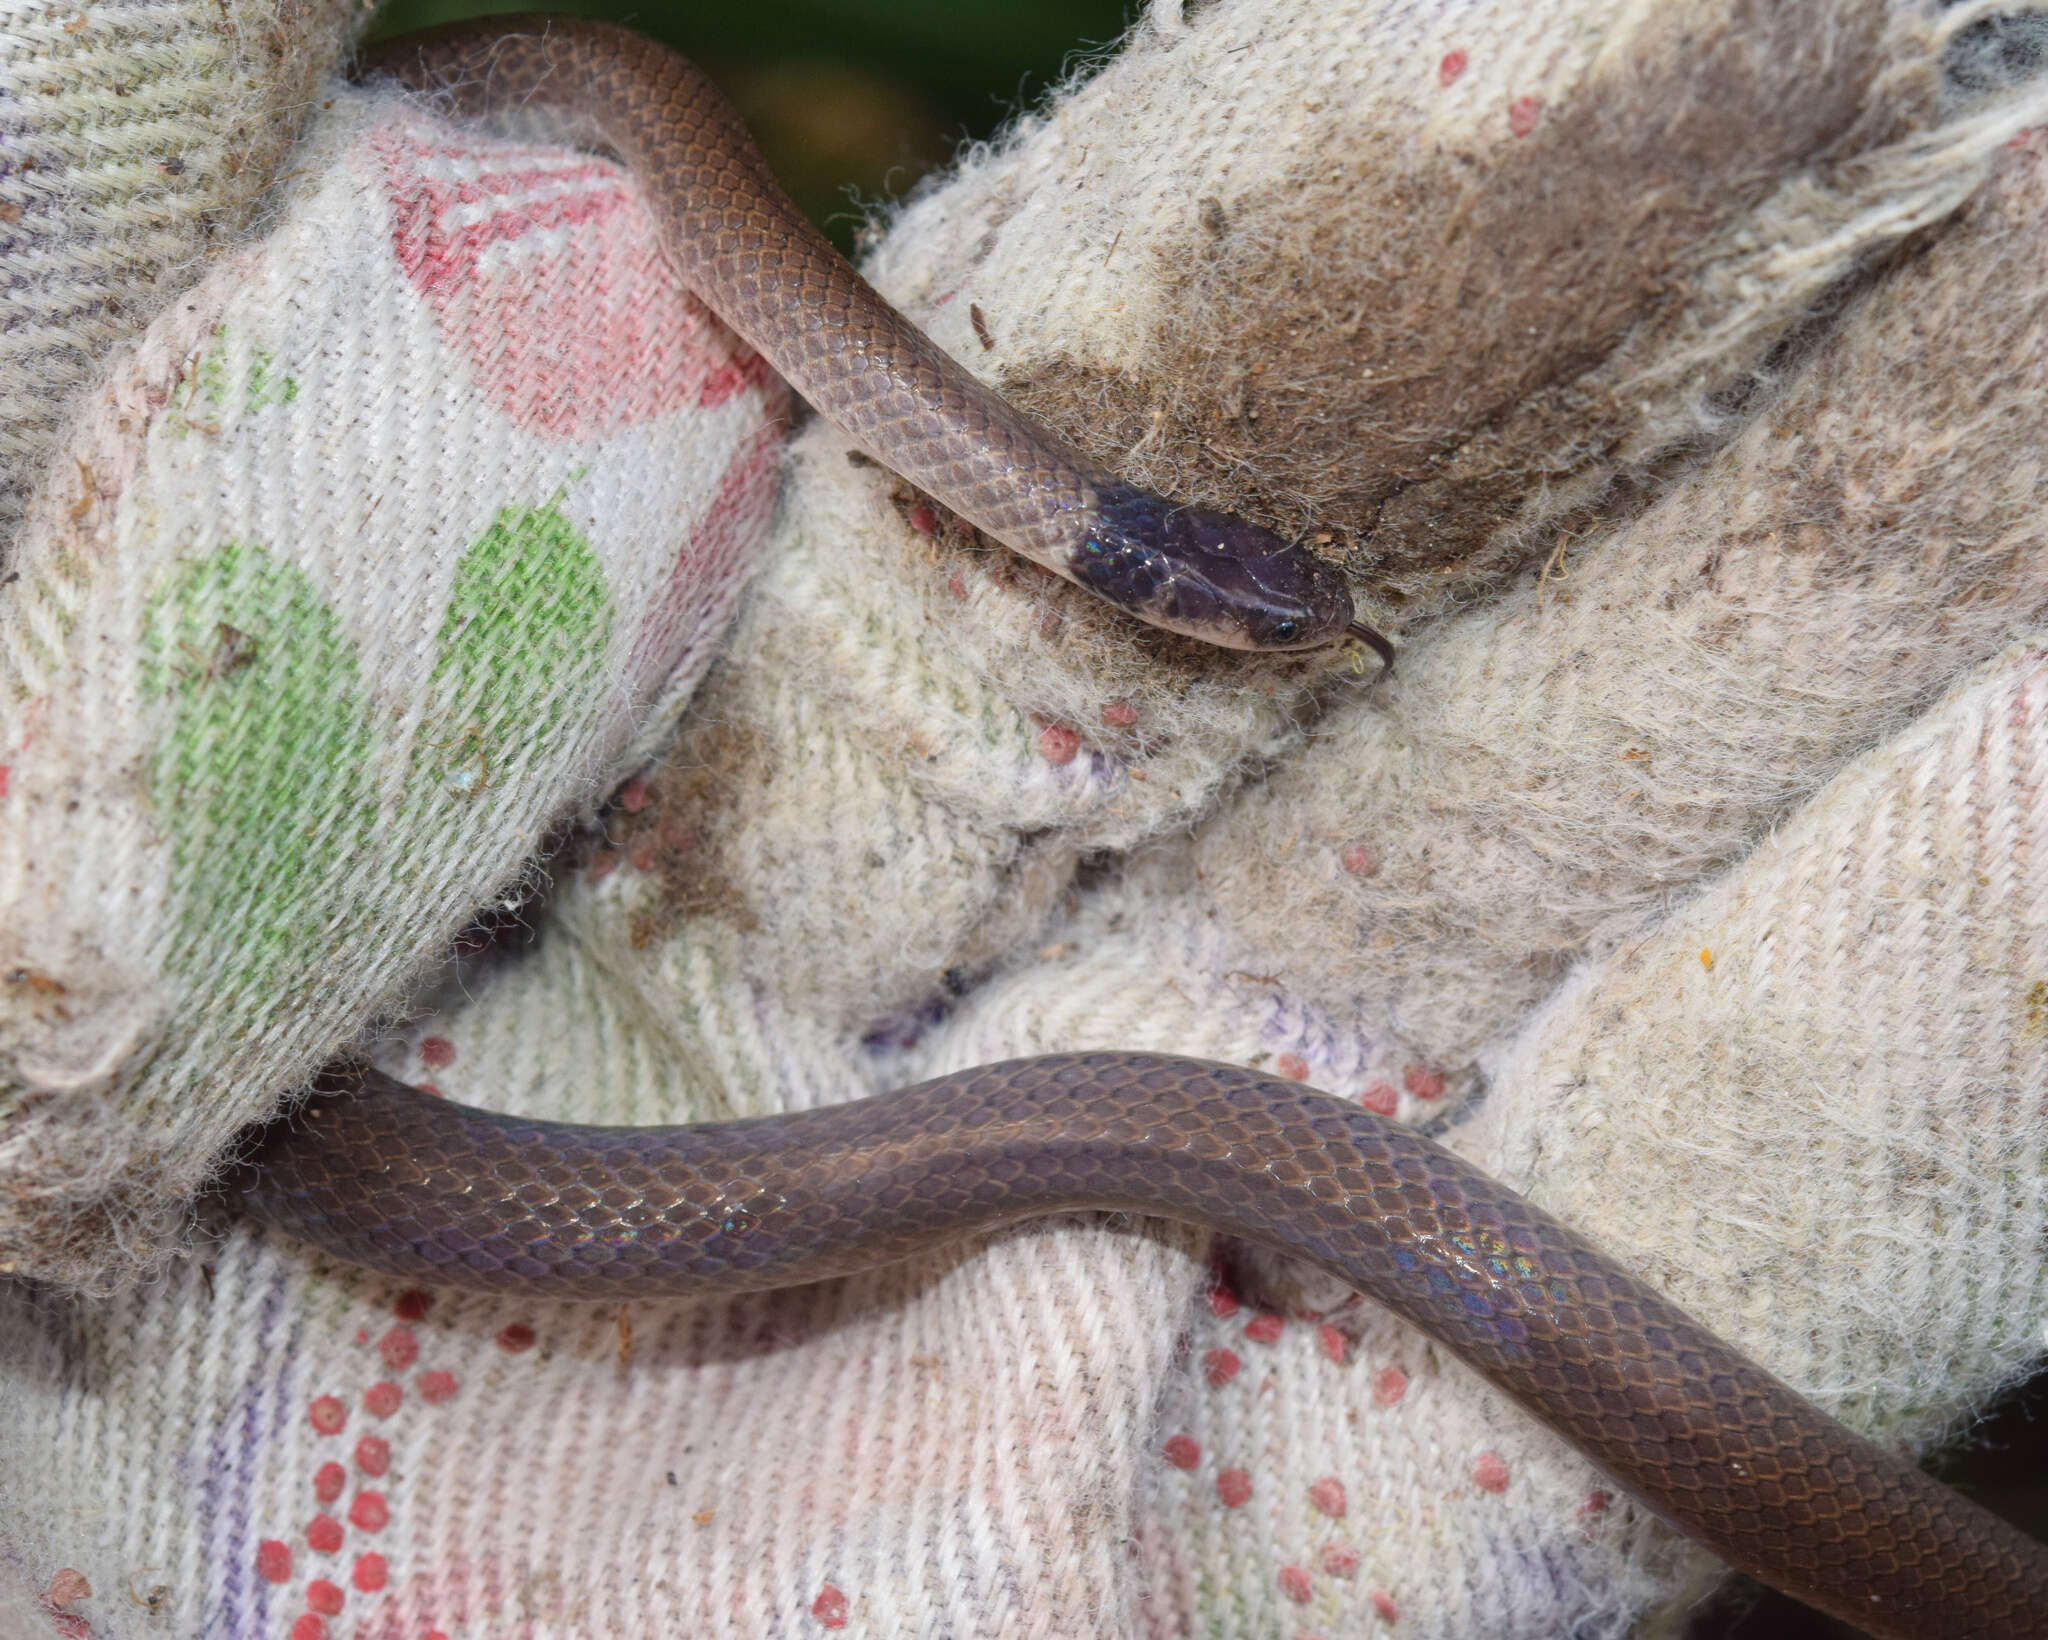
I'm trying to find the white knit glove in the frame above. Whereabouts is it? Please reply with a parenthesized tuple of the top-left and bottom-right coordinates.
(6, 2, 2047, 1637)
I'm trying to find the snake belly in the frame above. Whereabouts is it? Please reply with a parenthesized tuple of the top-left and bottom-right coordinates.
(361, 16, 1368, 654)
(229, 1054, 2048, 1640)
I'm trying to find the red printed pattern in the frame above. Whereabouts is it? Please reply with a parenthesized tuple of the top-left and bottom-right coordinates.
(1161, 1254, 1525, 1626)
(621, 415, 787, 698)
(372, 120, 774, 440)
(257, 1289, 497, 1639)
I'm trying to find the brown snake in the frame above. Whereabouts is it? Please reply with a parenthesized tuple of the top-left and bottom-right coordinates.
(363, 16, 1378, 657)
(228, 17, 2048, 1638)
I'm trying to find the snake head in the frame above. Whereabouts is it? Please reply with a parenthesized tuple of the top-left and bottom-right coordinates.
(1076, 484, 1357, 651)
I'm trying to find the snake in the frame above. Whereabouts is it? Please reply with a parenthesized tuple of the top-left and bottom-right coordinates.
(360, 16, 1384, 659)
(225, 17, 2048, 1639)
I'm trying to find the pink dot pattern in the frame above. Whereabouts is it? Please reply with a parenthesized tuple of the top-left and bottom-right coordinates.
(1358, 1082, 1399, 1117)
(1036, 723, 1081, 765)
(811, 1585, 850, 1628)
(258, 1288, 489, 1637)
(377, 1326, 418, 1370)
(1151, 1257, 1492, 1626)
(1472, 1451, 1511, 1494)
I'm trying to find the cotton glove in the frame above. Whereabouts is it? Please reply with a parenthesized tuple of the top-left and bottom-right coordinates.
(6, 1, 2048, 1637)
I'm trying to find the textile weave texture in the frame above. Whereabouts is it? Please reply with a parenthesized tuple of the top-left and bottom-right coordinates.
(0, 0, 359, 543)
(4, 1, 2048, 1636)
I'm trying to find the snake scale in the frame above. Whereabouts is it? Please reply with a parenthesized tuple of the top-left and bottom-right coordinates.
(225, 18, 2048, 1637)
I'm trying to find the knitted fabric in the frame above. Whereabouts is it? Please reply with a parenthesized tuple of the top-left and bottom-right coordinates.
(0, 0, 360, 547)
(0, 87, 787, 1286)
(6, 1, 2048, 1637)
(1191, 91, 2048, 1106)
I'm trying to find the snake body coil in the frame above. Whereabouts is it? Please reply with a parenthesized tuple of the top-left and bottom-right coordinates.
(365, 18, 1367, 653)
(230, 19, 2048, 1638)
(235, 1057, 2048, 1640)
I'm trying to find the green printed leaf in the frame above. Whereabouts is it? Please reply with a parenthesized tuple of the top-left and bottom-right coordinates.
(143, 542, 377, 994)
(140, 503, 615, 1003)
(418, 501, 613, 798)
(164, 324, 300, 439)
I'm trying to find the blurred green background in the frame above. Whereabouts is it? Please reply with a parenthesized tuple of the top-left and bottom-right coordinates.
(365, 0, 1138, 251)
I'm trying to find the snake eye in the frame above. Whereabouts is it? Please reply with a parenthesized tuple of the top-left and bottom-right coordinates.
(1267, 618, 1300, 643)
